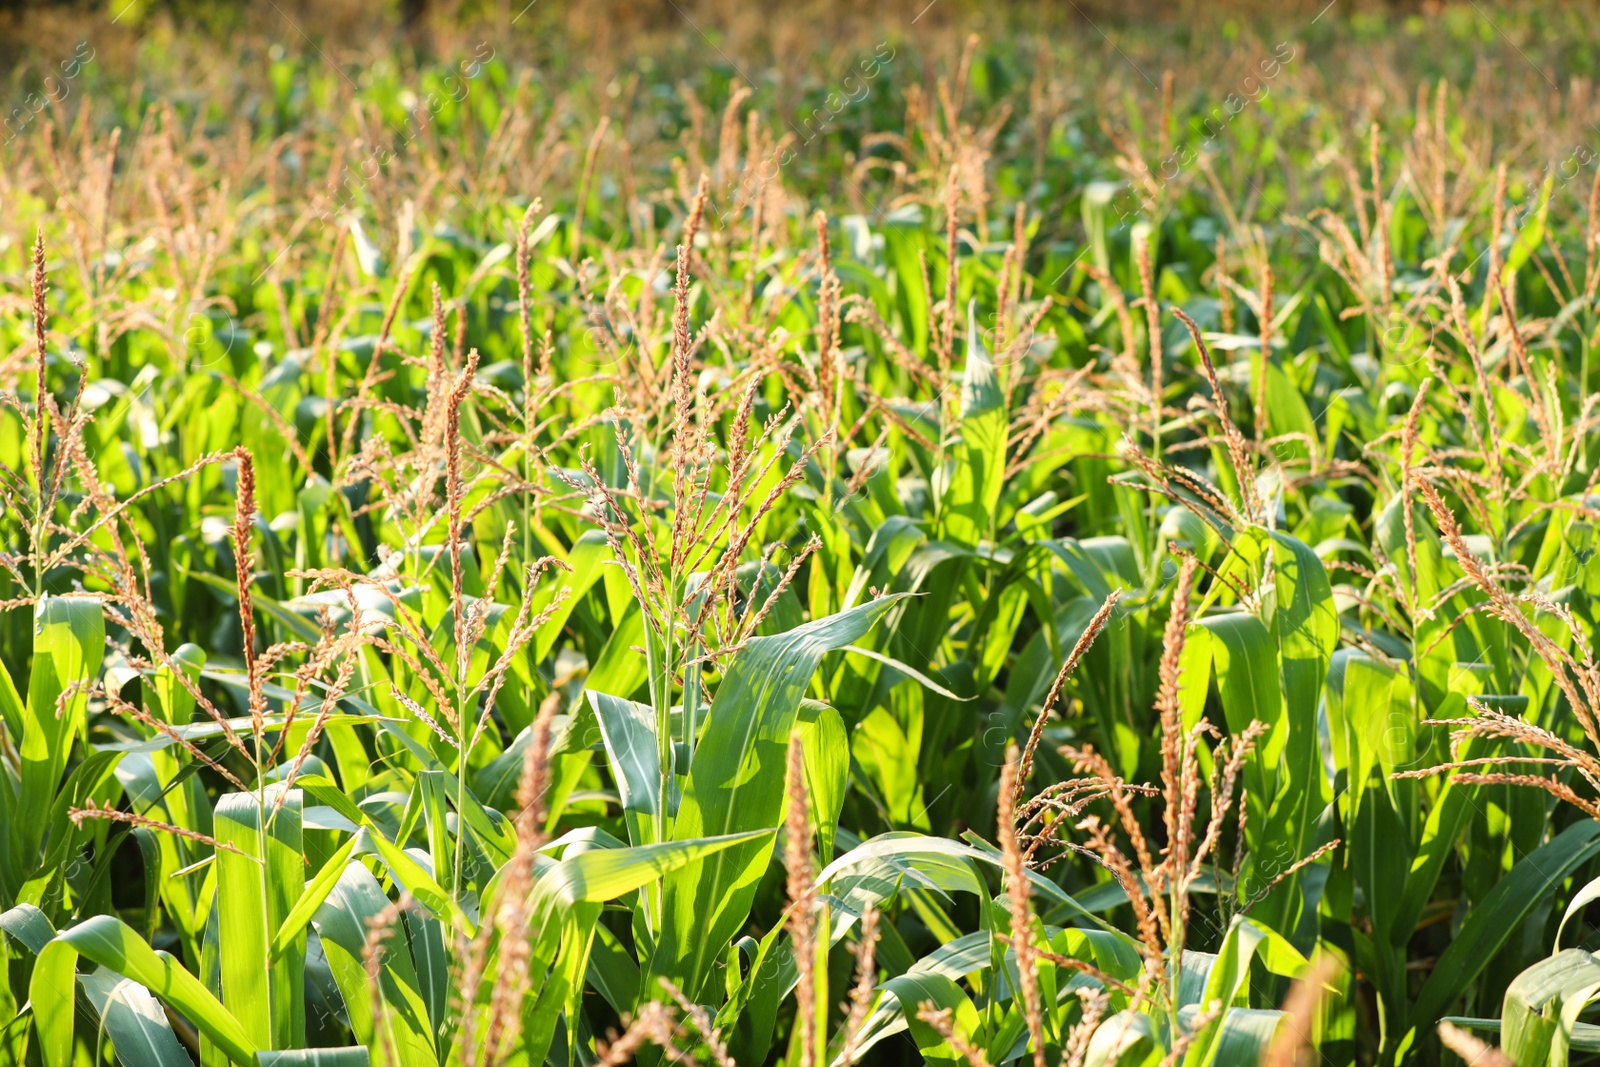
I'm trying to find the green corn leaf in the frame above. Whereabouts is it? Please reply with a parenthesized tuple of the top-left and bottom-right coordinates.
(0, 655, 25, 750)
(884, 227, 930, 353)
(1084, 1010, 1161, 1067)
(1393, 751, 1484, 943)
(1265, 529, 1337, 735)
(1501, 174, 1553, 287)
(0, 902, 57, 954)
(256, 1050, 371, 1066)
(185, 570, 324, 642)
(939, 304, 1007, 545)
(406, 912, 450, 1046)
(354, 826, 468, 934)
(650, 595, 906, 999)
(1181, 916, 1307, 1066)
(588, 921, 641, 1014)
(533, 528, 609, 660)
(292, 773, 368, 830)
(852, 706, 924, 829)
(213, 789, 305, 1050)
(30, 915, 257, 1067)
(1500, 949, 1600, 1066)
(18, 595, 105, 869)
(1409, 820, 1600, 1045)
(585, 602, 651, 703)
(297, 772, 479, 934)
(521, 899, 603, 1066)
(1554, 983, 1600, 1067)
(589, 689, 664, 837)
(1557, 874, 1600, 951)
(1196, 611, 1281, 795)
(532, 828, 772, 912)
(28, 934, 75, 1066)
(79, 972, 191, 1067)
(1201, 1008, 1286, 1067)
(271, 832, 359, 961)
(1443, 1016, 1600, 1053)
(358, 728, 517, 863)
(414, 770, 455, 895)
(836, 832, 1129, 939)
(1260, 359, 1316, 448)
(795, 700, 848, 863)
(311, 862, 435, 1063)
(18, 748, 124, 909)
(841, 645, 975, 702)
(147, 643, 206, 726)
(882, 971, 985, 1066)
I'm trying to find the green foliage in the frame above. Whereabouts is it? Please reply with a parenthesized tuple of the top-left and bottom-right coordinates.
(2, 4, 1600, 1065)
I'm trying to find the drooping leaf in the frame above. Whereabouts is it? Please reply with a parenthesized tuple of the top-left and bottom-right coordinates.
(1410, 820, 1600, 1044)
(652, 596, 906, 999)
(79, 972, 192, 1067)
(31, 916, 257, 1067)
(311, 862, 435, 1064)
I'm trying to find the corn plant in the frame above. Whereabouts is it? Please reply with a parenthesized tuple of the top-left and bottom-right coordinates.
(2, 4, 1600, 1065)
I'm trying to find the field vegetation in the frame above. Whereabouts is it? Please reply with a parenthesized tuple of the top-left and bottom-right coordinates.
(4, 1, 1600, 1063)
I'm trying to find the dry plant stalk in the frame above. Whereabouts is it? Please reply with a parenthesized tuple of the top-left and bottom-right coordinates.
(915, 1004, 993, 1067)
(1062, 987, 1109, 1067)
(1397, 377, 1433, 614)
(31, 227, 58, 500)
(477, 692, 561, 1066)
(363, 893, 415, 1067)
(785, 732, 819, 1067)
(1172, 308, 1261, 519)
(1444, 275, 1504, 503)
(815, 209, 841, 435)
(1262, 953, 1343, 1067)
(998, 745, 1047, 1067)
(68, 799, 247, 857)
(837, 905, 881, 1067)
(21, 334, 289, 797)
(594, 1002, 682, 1067)
(1400, 479, 1600, 809)
(1027, 554, 1293, 1051)
(1156, 557, 1200, 872)
(658, 978, 737, 1067)
(1435, 1022, 1514, 1067)
(231, 446, 266, 750)
(1015, 589, 1120, 803)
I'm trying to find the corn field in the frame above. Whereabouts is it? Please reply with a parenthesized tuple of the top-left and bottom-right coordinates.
(3, 1, 1600, 1064)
